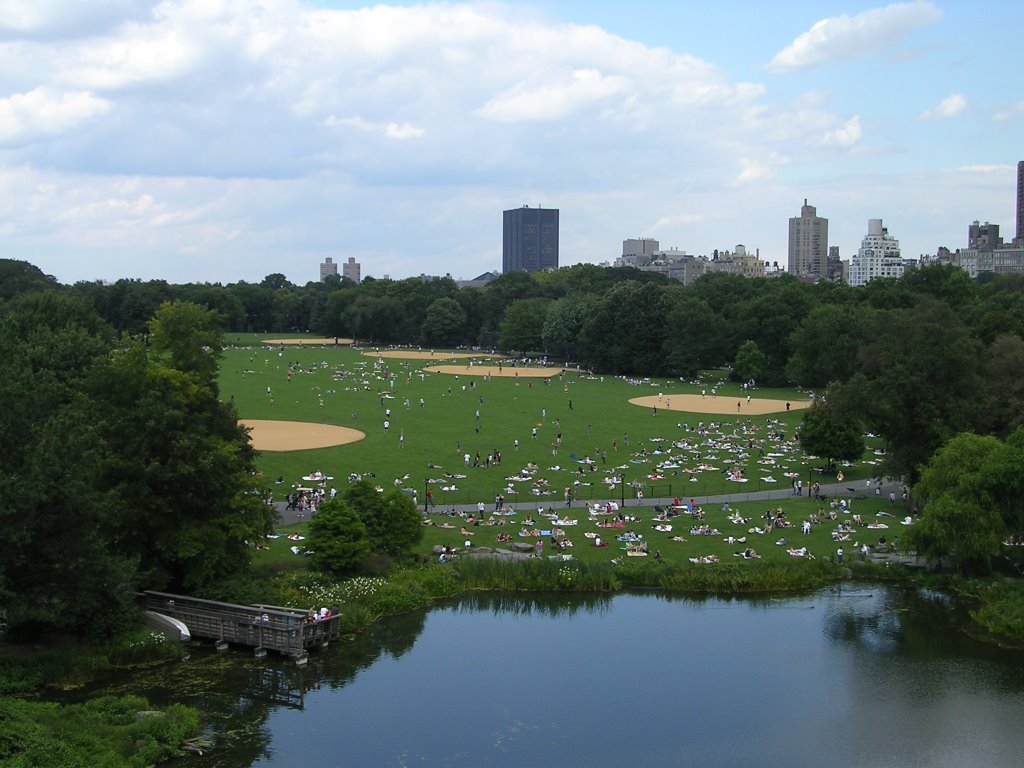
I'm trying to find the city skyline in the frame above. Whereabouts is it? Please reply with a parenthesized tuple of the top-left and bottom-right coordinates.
(1, 1, 1021, 285)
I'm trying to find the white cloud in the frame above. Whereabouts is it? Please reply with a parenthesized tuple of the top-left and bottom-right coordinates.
(0, 1, 156, 38)
(918, 93, 967, 121)
(993, 101, 1024, 122)
(478, 68, 632, 122)
(649, 212, 707, 232)
(325, 115, 424, 140)
(735, 153, 790, 186)
(823, 115, 862, 148)
(767, 1, 943, 73)
(954, 163, 1014, 176)
(385, 123, 425, 140)
(0, 86, 111, 144)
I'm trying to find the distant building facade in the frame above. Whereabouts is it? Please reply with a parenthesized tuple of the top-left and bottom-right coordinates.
(959, 247, 1024, 278)
(849, 219, 905, 286)
(342, 257, 361, 283)
(1017, 160, 1024, 246)
(320, 257, 338, 281)
(788, 199, 828, 279)
(457, 271, 500, 289)
(503, 206, 559, 273)
(968, 221, 1003, 251)
(629, 244, 775, 285)
(620, 238, 660, 267)
(707, 245, 766, 278)
(826, 246, 846, 281)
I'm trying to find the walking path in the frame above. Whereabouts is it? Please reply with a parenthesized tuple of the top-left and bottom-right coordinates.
(272, 480, 907, 526)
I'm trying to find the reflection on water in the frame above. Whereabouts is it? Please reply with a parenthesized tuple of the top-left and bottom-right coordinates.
(71, 586, 1024, 767)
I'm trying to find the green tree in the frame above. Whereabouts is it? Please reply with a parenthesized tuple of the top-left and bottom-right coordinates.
(853, 299, 984, 483)
(421, 297, 467, 346)
(729, 279, 815, 385)
(578, 282, 672, 374)
(308, 498, 371, 574)
(270, 287, 306, 332)
(732, 340, 768, 383)
(0, 293, 137, 636)
(373, 490, 424, 556)
(343, 295, 405, 343)
(344, 480, 423, 557)
(908, 432, 1006, 574)
(977, 334, 1024, 438)
(798, 395, 865, 471)
(900, 263, 979, 309)
(90, 340, 273, 592)
(542, 294, 595, 361)
(0, 259, 59, 303)
(662, 295, 723, 376)
(148, 300, 224, 383)
(976, 426, 1024, 537)
(786, 303, 871, 387)
(498, 298, 552, 352)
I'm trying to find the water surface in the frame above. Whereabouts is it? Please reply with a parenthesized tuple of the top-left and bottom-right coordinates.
(104, 587, 1024, 767)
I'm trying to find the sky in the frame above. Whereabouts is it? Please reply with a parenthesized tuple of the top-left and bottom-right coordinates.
(1, 0, 1021, 286)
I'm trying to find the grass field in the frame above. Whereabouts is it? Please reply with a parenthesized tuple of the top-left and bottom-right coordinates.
(221, 334, 899, 568)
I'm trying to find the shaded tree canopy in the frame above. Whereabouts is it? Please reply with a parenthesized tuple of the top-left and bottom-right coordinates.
(342, 480, 423, 558)
(0, 293, 273, 637)
(308, 499, 371, 575)
(798, 392, 865, 471)
(908, 432, 1009, 575)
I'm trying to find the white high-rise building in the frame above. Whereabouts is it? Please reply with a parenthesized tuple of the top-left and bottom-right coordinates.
(849, 219, 903, 286)
(342, 257, 361, 283)
(320, 257, 338, 281)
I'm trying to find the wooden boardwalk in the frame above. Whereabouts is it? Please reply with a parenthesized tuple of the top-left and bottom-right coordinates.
(143, 590, 342, 664)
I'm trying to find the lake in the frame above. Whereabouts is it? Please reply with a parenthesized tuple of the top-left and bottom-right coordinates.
(109, 586, 1024, 767)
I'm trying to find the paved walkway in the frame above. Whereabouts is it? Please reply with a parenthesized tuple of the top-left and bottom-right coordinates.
(272, 480, 908, 527)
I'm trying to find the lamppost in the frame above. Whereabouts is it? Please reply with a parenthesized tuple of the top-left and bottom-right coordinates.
(423, 479, 428, 513)
(620, 475, 626, 508)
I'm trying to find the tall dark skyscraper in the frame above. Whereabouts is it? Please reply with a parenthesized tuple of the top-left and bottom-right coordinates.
(1017, 160, 1024, 245)
(503, 206, 559, 273)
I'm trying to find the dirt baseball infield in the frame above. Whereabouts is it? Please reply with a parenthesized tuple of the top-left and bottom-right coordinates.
(629, 394, 811, 416)
(424, 364, 578, 378)
(362, 350, 503, 361)
(263, 338, 353, 346)
(240, 419, 365, 451)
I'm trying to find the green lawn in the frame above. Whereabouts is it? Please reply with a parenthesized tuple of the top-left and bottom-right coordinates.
(223, 334, 897, 568)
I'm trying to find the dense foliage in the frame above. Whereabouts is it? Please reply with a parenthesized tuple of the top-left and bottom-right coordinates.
(908, 428, 1024, 574)
(0, 694, 199, 767)
(0, 288, 274, 639)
